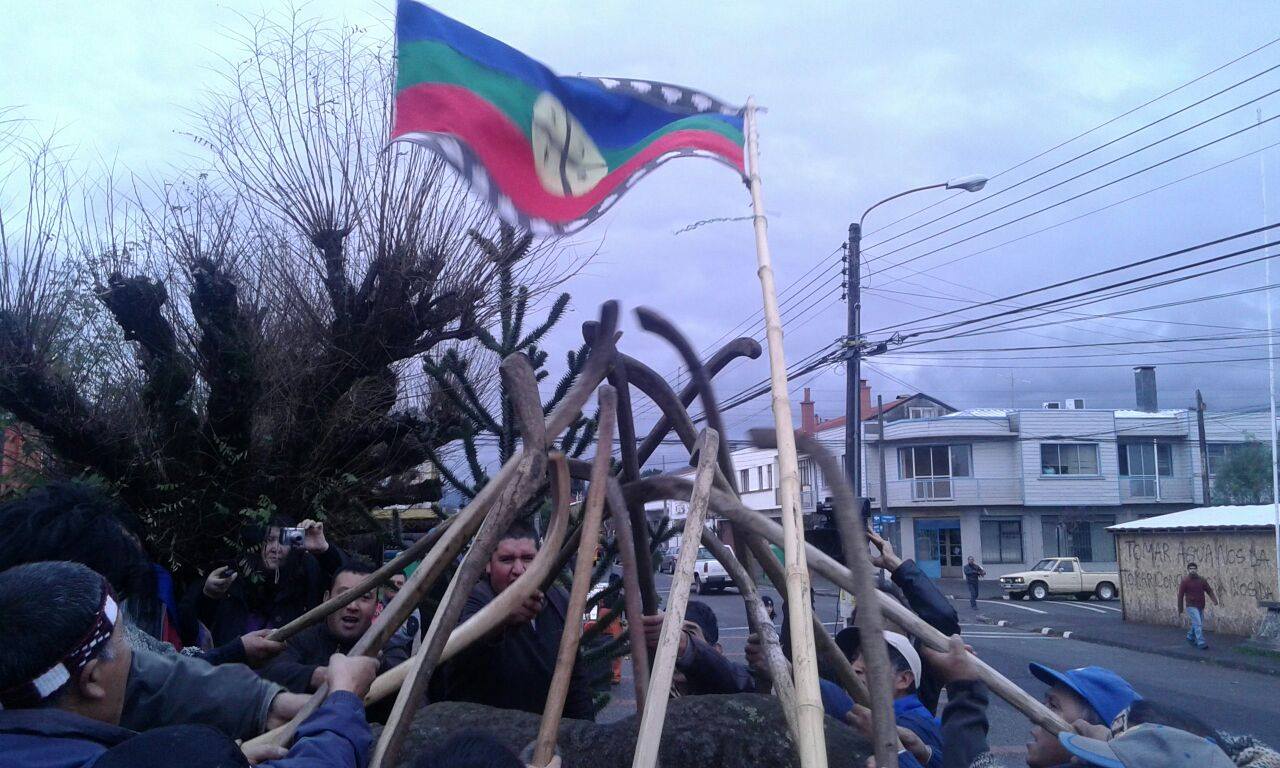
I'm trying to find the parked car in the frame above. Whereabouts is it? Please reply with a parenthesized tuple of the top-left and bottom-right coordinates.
(692, 546, 731, 594)
(999, 557, 1119, 601)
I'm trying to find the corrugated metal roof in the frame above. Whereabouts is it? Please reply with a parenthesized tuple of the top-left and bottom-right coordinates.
(1108, 504, 1278, 532)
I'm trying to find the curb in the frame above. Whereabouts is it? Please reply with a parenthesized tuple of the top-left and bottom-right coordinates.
(991, 620, 1280, 677)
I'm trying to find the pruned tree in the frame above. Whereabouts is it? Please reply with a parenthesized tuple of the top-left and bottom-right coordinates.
(0, 12, 571, 575)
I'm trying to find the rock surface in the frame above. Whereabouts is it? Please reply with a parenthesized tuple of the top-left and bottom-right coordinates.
(381, 694, 873, 768)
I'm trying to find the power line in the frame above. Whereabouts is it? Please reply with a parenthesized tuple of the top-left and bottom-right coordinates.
(862, 112, 1280, 283)
(861, 66, 1280, 255)
(858, 34, 1280, 243)
(872, 223, 1280, 339)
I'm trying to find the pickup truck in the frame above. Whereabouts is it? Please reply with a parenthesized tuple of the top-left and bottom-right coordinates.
(999, 557, 1119, 601)
(692, 545, 731, 594)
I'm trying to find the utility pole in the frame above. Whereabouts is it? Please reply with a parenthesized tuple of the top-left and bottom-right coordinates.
(876, 395, 891, 569)
(1196, 389, 1211, 506)
(845, 223, 863, 499)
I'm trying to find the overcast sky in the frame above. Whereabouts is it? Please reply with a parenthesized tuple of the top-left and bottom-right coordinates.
(5, 1, 1280, 471)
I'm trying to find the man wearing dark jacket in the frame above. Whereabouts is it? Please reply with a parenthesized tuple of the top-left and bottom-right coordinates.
(0, 561, 377, 768)
(432, 521, 594, 720)
(963, 557, 986, 610)
(641, 600, 756, 696)
(185, 519, 346, 648)
(261, 563, 411, 693)
(861, 530, 960, 714)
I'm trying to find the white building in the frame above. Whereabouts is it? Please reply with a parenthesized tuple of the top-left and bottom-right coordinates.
(805, 368, 1278, 579)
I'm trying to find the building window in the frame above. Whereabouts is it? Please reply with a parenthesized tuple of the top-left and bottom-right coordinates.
(1040, 443, 1099, 476)
(899, 444, 971, 500)
(908, 406, 939, 419)
(980, 520, 1023, 564)
(1119, 443, 1172, 497)
(766, 464, 774, 489)
(1041, 515, 1117, 562)
(738, 468, 751, 492)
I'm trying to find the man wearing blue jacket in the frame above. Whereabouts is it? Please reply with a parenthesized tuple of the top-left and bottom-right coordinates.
(0, 561, 377, 768)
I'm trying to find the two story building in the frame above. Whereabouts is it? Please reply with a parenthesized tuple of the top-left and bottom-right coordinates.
(819, 367, 1277, 579)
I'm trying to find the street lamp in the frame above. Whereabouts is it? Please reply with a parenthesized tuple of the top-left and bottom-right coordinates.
(845, 175, 988, 502)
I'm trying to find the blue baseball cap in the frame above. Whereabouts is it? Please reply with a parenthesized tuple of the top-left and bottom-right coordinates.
(1029, 663, 1141, 724)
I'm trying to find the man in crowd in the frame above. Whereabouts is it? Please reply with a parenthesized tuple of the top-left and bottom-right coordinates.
(1024, 661, 1140, 768)
(188, 517, 347, 648)
(963, 556, 986, 610)
(1177, 561, 1220, 650)
(382, 570, 423, 656)
(641, 600, 756, 696)
(432, 520, 594, 720)
(261, 562, 412, 693)
(841, 629, 943, 768)
(0, 483, 304, 740)
(0, 561, 377, 768)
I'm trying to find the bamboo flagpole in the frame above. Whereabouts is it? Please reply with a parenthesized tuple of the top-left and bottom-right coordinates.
(743, 97, 828, 767)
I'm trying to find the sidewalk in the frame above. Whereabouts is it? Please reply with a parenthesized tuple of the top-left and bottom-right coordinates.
(969, 605, 1280, 678)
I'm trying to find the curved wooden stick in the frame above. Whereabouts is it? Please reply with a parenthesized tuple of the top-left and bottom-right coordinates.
(622, 476, 1074, 735)
(532, 386, 617, 767)
(631, 429, 719, 768)
(603, 477, 651, 712)
(780, 430, 898, 768)
(635, 337, 761, 467)
(372, 354, 549, 768)
(249, 466, 572, 744)
(604, 358, 659, 615)
(266, 517, 456, 643)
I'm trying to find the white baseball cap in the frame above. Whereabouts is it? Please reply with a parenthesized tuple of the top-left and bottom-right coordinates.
(884, 631, 922, 683)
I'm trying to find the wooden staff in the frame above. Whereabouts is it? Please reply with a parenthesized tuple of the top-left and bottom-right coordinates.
(631, 428, 719, 768)
(251, 319, 619, 752)
(623, 476, 1073, 735)
(266, 517, 456, 644)
(742, 98, 827, 768)
(247, 470, 573, 747)
(603, 478, 651, 711)
(787, 431, 898, 768)
(530, 387, 617, 767)
(371, 354, 550, 768)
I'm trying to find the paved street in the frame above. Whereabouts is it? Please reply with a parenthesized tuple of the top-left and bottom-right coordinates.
(597, 573, 1280, 765)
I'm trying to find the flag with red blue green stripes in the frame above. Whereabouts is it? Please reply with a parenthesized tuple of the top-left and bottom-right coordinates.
(393, 1, 746, 235)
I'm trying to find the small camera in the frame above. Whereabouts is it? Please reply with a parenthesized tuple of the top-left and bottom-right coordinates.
(278, 527, 305, 547)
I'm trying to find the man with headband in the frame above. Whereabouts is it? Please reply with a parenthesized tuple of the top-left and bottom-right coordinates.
(0, 561, 378, 768)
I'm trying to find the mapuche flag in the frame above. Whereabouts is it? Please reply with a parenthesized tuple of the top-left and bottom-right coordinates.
(393, 1, 746, 234)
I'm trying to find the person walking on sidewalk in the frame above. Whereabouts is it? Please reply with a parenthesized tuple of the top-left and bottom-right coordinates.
(963, 556, 986, 610)
(1177, 561, 1219, 650)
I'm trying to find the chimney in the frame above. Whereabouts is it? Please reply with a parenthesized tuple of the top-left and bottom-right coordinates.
(860, 379, 872, 421)
(1133, 366, 1158, 412)
(801, 388, 817, 435)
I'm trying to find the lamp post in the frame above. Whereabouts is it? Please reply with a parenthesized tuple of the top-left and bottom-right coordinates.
(845, 175, 988, 504)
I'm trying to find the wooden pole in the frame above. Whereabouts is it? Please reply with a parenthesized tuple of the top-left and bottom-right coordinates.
(604, 479, 652, 711)
(875, 396, 890, 537)
(631, 429, 719, 768)
(370, 356, 550, 768)
(743, 98, 827, 768)
(623, 477, 1074, 734)
(1195, 389, 1211, 505)
(531, 387, 618, 767)
(247, 481, 573, 747)
(266, 516, 455, 643)
(791, 431, 897, 768)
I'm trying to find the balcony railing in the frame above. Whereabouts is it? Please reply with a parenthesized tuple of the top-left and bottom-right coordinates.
(876, 477, 1023, 506)
(1119, 474, 1194, 503)
(912, 478, 953, 500)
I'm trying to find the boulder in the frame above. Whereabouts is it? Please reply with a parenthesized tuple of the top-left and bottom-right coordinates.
(381, 693, 873, 768)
